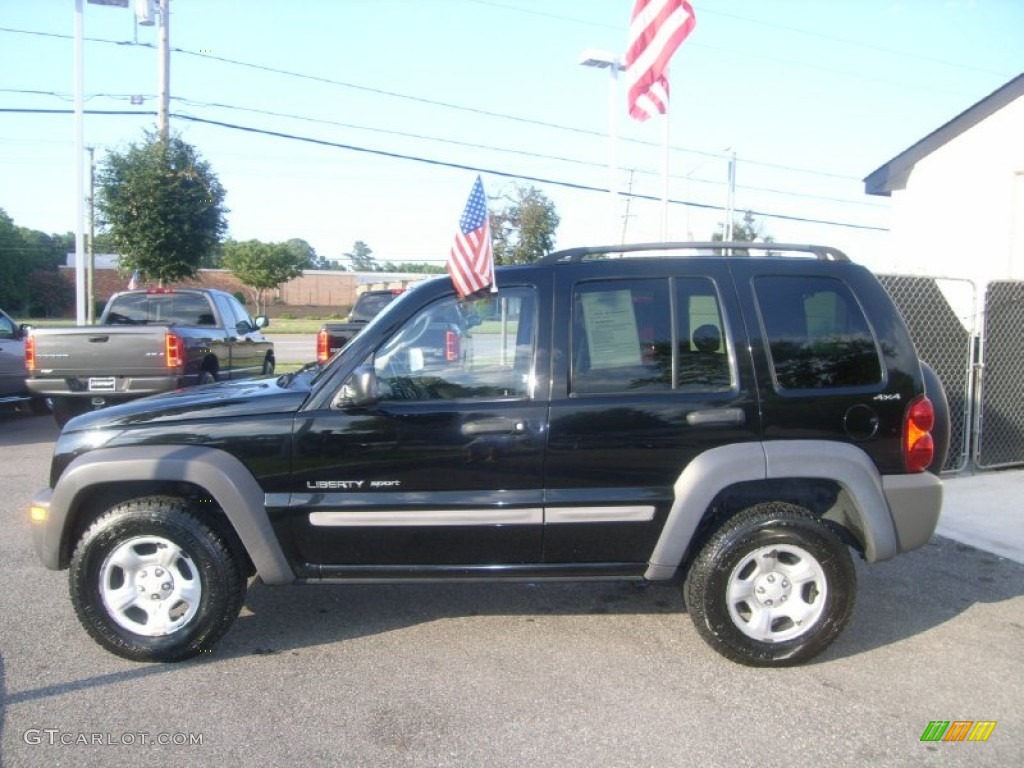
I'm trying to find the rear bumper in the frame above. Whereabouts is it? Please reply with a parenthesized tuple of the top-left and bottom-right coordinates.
(26, 375, 186, 398)
(883, 473, 943, 553)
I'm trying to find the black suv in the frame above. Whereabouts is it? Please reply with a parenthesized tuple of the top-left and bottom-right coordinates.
(30, 243, 946, 666)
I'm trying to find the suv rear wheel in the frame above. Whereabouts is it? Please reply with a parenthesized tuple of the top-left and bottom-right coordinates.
(683, 502, 856, 667)
(69, 496, 246, 662)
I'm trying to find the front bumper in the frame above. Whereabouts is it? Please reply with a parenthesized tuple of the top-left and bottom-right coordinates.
(29, 488, 63, 571)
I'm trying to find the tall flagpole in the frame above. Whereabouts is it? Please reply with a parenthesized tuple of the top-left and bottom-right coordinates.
(661, 68, 670, 240)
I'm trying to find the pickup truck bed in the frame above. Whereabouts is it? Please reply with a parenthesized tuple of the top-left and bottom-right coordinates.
(27, 288, 274, 425)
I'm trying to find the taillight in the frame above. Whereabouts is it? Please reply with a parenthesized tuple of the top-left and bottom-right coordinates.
(165, 332, 184, 370)
(903, 395, 935, 473)
(317, 329, 330, 364)
(25, 334, 36, 371)
(445, 329, 459, 363)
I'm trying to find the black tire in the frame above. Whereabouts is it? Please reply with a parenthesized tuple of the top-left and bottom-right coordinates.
(69, 496, 247, 662)
(261, 356, 275, 376)
(29, 396, 52, 415)
(52, 397, 88, 428)
(683, 502, 856, 667)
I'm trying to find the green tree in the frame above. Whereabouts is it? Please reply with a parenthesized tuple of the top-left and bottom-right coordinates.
(345, 240, 379, 271)
(712, 210, 774, 254)
(26, 269, 74, 317)
(0, 209, 72, 311)
(379, 261, 446, 274)
(96, 130, 227, 285)
(489, 184, 560, 265)
(222, 239, 307, 315)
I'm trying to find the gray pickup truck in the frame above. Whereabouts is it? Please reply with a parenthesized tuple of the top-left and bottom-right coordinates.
(26, 288, 274, 425)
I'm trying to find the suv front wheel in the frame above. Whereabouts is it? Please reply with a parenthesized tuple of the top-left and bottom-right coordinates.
(69, 496, 247, 662)
(684, 502, 856, 667)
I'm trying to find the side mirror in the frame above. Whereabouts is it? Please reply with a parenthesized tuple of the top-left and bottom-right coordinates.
(255, 315, 269, 329)
(333, 365, 379, 408)
(18, 323, 34, 339)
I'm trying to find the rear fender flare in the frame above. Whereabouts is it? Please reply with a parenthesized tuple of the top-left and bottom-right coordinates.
(644, 441, 898, 580)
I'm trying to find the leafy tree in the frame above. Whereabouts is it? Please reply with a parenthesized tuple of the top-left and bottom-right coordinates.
(26, 269, 74, 317)
(712, 210, 774, 254)
(221, 239, 307, 315)
(96, 130, 227, 285)
(489, 184, 560, 265)
(0, 209, 72, 311)
(379, 261, 446, 274)
(285, 238, 318, 269)
(345, 240, 379, 272)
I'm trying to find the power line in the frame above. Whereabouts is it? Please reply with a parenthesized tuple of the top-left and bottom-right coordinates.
(0, 106, 888, 232)
(0, 24, 864, 181)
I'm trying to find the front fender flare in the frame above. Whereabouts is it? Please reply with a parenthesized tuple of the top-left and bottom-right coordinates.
(47, 445, 294, 584)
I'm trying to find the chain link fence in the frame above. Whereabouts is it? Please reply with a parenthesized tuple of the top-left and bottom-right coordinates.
(877, 275, 976, 473)
(977, 280, 1024, 469)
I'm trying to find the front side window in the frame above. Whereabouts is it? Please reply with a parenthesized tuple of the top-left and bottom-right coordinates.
(755, 275, 883, 390)
(0, 314, 14, 340)
(373, 288, 535, 401)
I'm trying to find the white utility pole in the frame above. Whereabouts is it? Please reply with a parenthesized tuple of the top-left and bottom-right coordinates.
(157, 0, 170, 139)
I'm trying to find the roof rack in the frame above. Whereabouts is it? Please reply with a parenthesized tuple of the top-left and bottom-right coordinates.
(538, 241, 850, 265)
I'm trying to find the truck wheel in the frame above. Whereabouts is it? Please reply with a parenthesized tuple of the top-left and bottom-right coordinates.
(52, 398, 88, 428)
(683, 502, 856, 667)
(197, 370, 217, 385)
(29, 396, 52, 415)
(261, 356, 275, 376)
(69, 496, 247, 662)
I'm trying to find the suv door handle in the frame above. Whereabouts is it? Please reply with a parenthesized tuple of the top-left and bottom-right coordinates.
(686, 408, 745, 426)
(461, 417, 527, 436)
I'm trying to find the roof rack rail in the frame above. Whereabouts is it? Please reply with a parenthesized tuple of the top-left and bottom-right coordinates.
(538, 241, 850, 265)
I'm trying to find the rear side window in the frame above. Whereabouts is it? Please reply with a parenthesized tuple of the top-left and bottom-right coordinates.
(570, 278, 732, 395)
(755, 276, 882, 390)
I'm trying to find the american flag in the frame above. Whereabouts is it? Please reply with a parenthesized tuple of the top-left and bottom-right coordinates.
(625, 0, 697, 121)
(128, 269, 140, 290)
(447, 175, 496, 298)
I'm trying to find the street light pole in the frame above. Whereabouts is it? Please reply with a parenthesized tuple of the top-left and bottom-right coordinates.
(157, 0, 170, 139)
(580, 49, 625, 244)
(73, 0, 86, 325)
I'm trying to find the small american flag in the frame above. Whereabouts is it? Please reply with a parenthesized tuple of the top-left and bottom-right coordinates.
(625, 0, 697, 121)
(128, 269, 140, 290)
(447, 175, 496, 298)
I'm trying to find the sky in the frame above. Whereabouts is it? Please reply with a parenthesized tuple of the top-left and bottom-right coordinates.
(1, 0, 1023, 275)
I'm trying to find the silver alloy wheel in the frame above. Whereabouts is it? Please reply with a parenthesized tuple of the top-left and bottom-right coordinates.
(98, 535, 202, 636)
(725, 543, 828, 643)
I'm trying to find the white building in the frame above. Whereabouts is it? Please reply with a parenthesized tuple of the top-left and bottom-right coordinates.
(864, 73, 1024, 286)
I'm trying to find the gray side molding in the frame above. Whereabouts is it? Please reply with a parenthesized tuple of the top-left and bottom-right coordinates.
(644, 440, 901, 581)
(51, 445, 295, 584)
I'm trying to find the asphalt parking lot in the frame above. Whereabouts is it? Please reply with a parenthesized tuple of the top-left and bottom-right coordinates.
(1, 409, 1021, 767)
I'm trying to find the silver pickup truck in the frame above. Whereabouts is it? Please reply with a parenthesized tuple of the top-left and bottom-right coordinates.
(26, 288, 274, 425)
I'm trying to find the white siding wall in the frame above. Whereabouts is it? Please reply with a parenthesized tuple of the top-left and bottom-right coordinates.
(886, 95, 1024, 284)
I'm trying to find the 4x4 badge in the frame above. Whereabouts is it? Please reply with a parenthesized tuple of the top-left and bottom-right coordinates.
(873, 393, 902, 401)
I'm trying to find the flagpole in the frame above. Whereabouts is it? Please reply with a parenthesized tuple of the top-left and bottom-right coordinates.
(661, 69, 670, 240)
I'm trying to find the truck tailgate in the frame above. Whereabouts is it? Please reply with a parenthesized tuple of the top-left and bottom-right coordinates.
(30, 326, 174, 378)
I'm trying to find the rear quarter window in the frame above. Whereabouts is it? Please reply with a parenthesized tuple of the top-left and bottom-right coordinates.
(754, 275, 883, 390)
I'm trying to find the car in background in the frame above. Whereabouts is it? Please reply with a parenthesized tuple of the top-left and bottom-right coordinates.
(0, 307, 48, 415)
